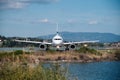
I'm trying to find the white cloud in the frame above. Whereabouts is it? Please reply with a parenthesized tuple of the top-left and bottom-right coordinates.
(0, 1, 27, 9)
(21, 0, 59, 4)
(33, 18, 57, 24)
(0, 0, 58, 3)
(38, 18, 49, 23)
(7, 2, 27, 9)
(0, 0, 58, 9)
(67, 19, 77, 23)
(88, 20, 98, 25)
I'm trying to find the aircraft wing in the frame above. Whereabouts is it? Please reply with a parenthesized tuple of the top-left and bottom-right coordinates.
(13, 39, 52, 45)
(63, 40, 99, 45)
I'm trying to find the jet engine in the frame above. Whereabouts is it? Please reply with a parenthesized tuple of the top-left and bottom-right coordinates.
(68, 44, 76, 50)
(39, 44, 47, 50)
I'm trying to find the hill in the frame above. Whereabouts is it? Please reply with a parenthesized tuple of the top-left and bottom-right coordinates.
(39, 32, 120, 43)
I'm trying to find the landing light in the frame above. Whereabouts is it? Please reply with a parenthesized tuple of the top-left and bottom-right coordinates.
(84, 44, 88, 47)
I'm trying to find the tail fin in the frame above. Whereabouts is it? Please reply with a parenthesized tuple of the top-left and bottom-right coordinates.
(56, 23, 59, 34)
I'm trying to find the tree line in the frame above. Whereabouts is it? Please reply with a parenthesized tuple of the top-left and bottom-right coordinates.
(0, 35, 105, 47)
(0, 35, 44, 47)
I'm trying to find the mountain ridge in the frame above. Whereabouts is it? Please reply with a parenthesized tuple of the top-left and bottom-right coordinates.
(38, 32, 120, 43)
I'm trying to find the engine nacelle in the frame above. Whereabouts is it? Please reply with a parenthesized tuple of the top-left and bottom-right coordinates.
(39, 44, 47, 50)
(68, 44, 76, 50)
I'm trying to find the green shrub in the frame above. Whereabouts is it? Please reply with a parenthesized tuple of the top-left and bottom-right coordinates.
(0, 62, 69, 80)
(46, 49, 56, 54)
(76, 47, 99, 54)
(115, 50, 120, 60)
(14, 50, 23, 55)
(0, 52, 13, 58)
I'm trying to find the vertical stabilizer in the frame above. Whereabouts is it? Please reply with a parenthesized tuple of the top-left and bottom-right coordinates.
(56, 23, 59, 34)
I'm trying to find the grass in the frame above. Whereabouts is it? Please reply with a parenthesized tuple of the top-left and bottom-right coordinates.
(0, 48, 119, 63)
(0, 50, 77, 80)
(114, 49, 120, 60)
(0, 62, 69, 80)
(0, 49, 120, 80)
(76, 47, 102, 55)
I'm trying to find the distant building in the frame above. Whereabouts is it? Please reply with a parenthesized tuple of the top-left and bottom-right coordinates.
(111, 42, 120, 49)
(0, 39, 3, 47)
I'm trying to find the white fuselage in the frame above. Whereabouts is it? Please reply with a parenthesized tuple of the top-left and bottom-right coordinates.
(52, 33, 63, 46)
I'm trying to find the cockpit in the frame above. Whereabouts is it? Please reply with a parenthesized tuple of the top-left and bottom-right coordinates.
(54, 38, 62, 40)
(52, 33, 63, 45)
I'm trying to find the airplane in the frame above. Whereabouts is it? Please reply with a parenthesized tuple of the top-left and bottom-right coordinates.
(14, 31, 99, 50)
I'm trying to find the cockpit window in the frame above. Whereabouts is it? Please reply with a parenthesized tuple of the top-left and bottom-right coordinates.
(54, 38, 62, 40)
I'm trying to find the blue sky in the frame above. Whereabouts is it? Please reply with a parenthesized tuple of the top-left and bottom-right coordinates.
(0, 0, 120, 37)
